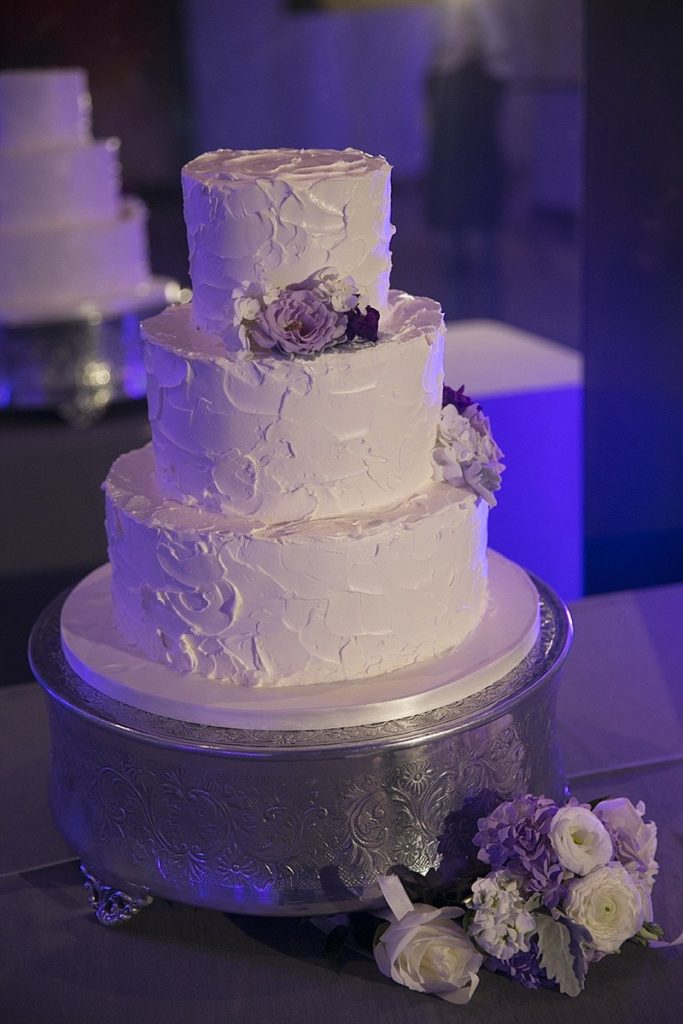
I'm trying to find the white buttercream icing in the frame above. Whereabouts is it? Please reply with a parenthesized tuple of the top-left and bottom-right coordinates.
(182, 148, 394, 346)
(144, 289, 444, 524)
(0, 68, 90, 150)
(104, 444, 488, 688)
(0, 68, 160, 324)
(0, 138, 121, 231)
(0, 198, 151, 321)
(92, 144, 500, 694)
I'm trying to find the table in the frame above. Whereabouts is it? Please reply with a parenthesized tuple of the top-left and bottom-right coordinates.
(1, 584, 681, 1023)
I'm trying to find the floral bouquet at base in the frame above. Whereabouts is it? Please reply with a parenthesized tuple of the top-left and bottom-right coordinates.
(317, 793, 678, 1003)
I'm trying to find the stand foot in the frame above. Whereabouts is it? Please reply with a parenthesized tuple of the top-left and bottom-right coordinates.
(81, 864, 153, 926)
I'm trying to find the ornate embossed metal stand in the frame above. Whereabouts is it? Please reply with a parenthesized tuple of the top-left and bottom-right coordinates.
(81, 865, 153, 926)
(0, 283, 177, 424)
(30, 576, 571, 919)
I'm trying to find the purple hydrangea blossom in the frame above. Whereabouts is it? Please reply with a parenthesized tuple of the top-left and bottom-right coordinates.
(485, 938, 554, 991)
(473, 795, 568, 909)
(346, 305, 380, 342)
(252, 288, 346, 355)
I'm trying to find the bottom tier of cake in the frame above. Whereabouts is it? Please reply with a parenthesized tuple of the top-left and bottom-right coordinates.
(104, 444, 489, 688)
(60, 551, 539, 730)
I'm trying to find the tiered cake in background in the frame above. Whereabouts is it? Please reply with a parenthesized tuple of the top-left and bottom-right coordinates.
(94, 148, 516, 695)
(0, 67, 172, 324)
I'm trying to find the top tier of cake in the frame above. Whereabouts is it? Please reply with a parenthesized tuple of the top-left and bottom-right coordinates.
(0, 67, 91, 149)
(0, 68, 162, 324)
(182, 148, 393, 348)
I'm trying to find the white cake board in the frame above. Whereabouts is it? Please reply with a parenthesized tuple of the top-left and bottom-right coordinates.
(60, 550, 539, 731)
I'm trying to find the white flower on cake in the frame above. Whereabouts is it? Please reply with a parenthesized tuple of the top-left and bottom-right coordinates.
(549, 805, 614, 876)
(564, 863, 645, 953)
(469, 871, 538, 960)
(433, 385, 504, 507)
(310, 267, 360, 311)
(593, 798, 658, 920)
(231, 283, 263, 348)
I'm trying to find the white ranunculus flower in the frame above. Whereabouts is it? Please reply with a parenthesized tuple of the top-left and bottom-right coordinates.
(549, 805, 613, 875)
(593, 798, 658, 920)
(469, 871, 538, 960)
(374, 902, 483, 1004)
(564, 863, 644, 953)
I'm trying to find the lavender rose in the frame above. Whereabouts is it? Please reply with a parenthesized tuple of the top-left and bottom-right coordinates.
(252, 288, 346, 355)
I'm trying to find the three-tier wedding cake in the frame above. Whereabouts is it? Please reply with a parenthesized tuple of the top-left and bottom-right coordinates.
(61, 148, 539, 728)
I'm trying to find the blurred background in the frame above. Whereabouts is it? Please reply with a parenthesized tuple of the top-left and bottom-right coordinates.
(1, 0, 682, 685)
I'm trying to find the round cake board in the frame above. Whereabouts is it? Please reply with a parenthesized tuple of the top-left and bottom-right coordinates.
(60, 550, 539, 732)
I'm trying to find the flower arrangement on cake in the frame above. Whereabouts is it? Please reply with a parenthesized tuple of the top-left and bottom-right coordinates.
(232, 268, 380, 354)
(316, 792, 677, 1004)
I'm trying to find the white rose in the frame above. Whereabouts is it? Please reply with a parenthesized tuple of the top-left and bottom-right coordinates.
(374, 903, 483, 1004)
(469, 871, 538, 960)
(564, 863, 644, 953)
(593, 798, 658, 920)
(549, 805, 613, 875)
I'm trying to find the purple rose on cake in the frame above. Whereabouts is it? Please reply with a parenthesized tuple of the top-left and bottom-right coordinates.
(252, 288, 346, 355)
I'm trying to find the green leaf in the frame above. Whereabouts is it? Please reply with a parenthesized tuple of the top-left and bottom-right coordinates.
(536, 915, 588, 997)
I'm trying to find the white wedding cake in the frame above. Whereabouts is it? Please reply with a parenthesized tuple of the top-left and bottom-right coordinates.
(0, 67, 171, 324)
(97, 148, 511, 692)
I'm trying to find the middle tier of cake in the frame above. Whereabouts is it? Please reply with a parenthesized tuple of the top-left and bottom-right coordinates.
(143, 290, 445, 526)
(105, 444, 488, 688)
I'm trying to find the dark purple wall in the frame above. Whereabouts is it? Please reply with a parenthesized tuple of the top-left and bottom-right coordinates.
(583, 2, 683, 591)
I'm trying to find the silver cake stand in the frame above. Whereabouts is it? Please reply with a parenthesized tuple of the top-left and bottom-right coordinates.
(29, 574, 572, 923)
(0, 280, 180, 425)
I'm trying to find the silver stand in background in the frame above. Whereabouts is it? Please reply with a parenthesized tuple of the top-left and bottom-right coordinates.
(0, 285, 183, 425)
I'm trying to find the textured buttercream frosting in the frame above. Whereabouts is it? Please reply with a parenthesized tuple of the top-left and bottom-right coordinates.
(105, 444, 488, 688)
(95, 144, 498, 692)
(182, 147, 393, 346)
(144, 290, 444, 524)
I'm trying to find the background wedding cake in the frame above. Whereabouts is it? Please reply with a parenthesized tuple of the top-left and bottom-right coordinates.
(99, 148, 508, 691)
(0, 67, 170, 324)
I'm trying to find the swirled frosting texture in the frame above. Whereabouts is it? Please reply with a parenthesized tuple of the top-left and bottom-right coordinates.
(144, 290, 444, 525)
(104, 445, 488, 688)
(182, 148, 393, 345)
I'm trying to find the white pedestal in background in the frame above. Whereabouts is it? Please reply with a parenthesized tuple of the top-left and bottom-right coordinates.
(444, 320, 584, 601)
